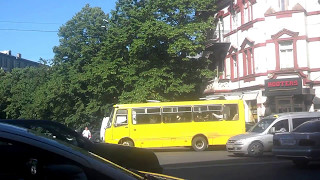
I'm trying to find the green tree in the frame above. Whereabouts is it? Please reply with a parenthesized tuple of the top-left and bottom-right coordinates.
(0, 65, 50, 119)
(45, 4, 113, 128)
(0, 68, 9, 119)
(100, 0, 216, 103)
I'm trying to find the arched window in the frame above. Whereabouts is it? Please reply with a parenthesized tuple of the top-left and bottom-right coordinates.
(240, 38, 255, 76)
(271, 29, 299, 70)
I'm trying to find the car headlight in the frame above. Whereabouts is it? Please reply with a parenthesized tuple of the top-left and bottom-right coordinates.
(234, 139, 245, 145)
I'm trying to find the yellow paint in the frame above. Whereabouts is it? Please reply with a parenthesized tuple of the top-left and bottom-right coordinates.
(138, 170, 185, 180)
(89, 152, 144, 179)
(104, 100, 246, 148)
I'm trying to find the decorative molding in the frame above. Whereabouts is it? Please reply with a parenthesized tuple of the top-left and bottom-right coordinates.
(271, 28, 299, 39)
(308, 37, 320, 42)
(240, 37, 255, 49)
(307, 11, 320, 16)
(228, 45, 238, 54)
(265, 10, 306, 18)
(292, 3, 305, 11)
(223, 18, 265, 38)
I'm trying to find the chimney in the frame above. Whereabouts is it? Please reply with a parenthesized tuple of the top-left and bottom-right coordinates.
(0, 50, 11, 55)
(17, 53, 21, 58)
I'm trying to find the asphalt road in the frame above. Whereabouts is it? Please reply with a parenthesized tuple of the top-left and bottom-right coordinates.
(154, 147, 320, 180)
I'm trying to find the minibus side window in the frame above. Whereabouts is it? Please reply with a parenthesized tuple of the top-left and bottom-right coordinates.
(193, 104, 222, 121)
(114, 109, 128, 127)
(132, 108, 161, 124)
(223, 104, 239, 121)
(162, 106, 192, 123)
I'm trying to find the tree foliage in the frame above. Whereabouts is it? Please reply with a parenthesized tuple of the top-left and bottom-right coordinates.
(0, 65, 50, 119)
(101, 0, 216, 103)
(0, 2, 217, 128)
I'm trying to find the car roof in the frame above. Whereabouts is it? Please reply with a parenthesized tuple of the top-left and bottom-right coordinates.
(0, 122, 140, 179)
(0, 122, 78, 151)
(265, 112, 320, 119)
(0, 119, 68, 126)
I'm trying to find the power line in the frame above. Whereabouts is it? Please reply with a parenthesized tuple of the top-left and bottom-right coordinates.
(0, 20, 61, 25)
(0, 28, 58, 32)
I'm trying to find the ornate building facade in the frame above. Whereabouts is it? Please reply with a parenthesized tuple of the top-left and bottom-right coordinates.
(203, 0, 320, 122)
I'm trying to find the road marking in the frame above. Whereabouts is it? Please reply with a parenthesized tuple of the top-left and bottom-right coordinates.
(164, 160, 290, 170)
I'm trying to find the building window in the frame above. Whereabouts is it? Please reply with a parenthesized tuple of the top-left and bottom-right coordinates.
(243, 48, 254, 76)
(232, 55, 237, 79)
(243, 0, 253, 23)
(279, 41, 293, 69)
(225, 57, 231, 79)
(279, 0, 289, 11)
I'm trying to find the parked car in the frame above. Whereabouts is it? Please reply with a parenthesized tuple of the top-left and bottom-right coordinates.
(273, 119, 320, 166)
(0, 122, 182, 180)
(0, 119, 163, 173)
(226, 112, 320, 157)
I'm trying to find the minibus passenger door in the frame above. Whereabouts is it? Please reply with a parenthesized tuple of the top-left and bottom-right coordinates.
(112, 109, 130, 143)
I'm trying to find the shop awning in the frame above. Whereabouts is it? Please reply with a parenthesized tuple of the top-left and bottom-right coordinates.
(241, 92, 258, 101)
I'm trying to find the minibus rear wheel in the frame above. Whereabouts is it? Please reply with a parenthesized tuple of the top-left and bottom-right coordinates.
(120, 139, 134, 147)
(192, 136, 208, 151)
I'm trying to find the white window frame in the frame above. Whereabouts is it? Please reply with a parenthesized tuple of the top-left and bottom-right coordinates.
(279, 41, 294, 69)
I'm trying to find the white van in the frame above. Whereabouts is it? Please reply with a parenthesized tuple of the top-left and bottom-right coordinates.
(100, 117, 110, 142)
(226, 112, 320, 156)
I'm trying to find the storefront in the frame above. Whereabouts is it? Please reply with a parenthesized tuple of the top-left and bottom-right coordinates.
(264, 78, 314, 115)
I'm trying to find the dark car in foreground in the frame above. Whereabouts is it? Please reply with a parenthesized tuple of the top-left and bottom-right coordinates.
(273, 119, 320, 166)
(0, 122, 182, 180)
(0, 119, 163, 173)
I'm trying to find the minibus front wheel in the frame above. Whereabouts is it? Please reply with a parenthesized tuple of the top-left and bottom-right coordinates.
(119, 138, 134, 147)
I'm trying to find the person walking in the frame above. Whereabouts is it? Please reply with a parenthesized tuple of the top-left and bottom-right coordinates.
(82, 126, 92, 139)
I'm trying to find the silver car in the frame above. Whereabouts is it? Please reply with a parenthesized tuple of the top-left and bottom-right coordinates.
(226, 112, 320, 157)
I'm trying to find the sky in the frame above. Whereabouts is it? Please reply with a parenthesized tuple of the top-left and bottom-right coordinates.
(0, 0, 117, 62)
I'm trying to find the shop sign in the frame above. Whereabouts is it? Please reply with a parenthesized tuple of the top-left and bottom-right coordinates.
(264, 78, 302, 96)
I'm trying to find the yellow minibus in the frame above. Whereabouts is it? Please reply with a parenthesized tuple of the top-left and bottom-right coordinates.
(102, 100, 245, 151)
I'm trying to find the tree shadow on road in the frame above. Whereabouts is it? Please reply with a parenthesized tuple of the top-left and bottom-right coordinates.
(149, 145, 226, 152)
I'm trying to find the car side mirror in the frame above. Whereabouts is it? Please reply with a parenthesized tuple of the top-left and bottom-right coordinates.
(269, 127, 275, 134)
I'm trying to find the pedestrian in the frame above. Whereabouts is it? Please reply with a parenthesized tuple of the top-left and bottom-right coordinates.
(82, 126, 91, 140)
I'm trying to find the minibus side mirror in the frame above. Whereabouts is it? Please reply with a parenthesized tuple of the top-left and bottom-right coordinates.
(114, 122, 127, 127)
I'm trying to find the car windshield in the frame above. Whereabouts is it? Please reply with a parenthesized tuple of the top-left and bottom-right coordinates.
(293, 120, 320, 132)
(248, 118, 276, 133)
